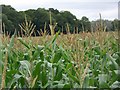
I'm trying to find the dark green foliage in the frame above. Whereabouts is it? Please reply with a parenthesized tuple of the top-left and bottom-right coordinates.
(1, 5, 89, 36)
(2, 5, 24, 35)
(80, 16, 91, 32)
(2, 14, 15, 35)
(1, 5, 118, 36)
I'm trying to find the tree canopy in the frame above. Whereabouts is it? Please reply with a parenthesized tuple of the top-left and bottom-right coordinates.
(1, 5, 118, 36)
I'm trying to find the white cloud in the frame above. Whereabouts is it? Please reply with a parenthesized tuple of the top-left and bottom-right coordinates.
(60, 6, 117, 21)
(101, 7, 118, 20)
(1, 0, 119, 20)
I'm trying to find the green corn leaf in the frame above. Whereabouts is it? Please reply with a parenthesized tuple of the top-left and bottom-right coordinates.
(57, 84, 65, 88)
(8, 74, 22, 88)
(51, 32, 59, 44)
(7, 31, 16, 52)
(63, 83, 71, 88)
(31, 75, 38, 88)
(8, 34, 15, 51)
(66, 63, 72, 70)
(110, 81, 120, 88)
(54, 65, 62, 81)
(99, 74, 109, 88)
(52, 49, 62, 63)
(19, 60, 31, 76)
(61, 66, 79, 84)
(18, 37, 30, 49)
(40, 50, 44, 61)
(41, 70, 48, 86)
(0, 36, 2, 75)
(107, 53, 119, 70)
(82, 75, 89, 88)
(32, 61, 43, 77)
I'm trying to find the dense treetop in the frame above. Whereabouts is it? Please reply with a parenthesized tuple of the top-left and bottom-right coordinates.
(1, 5, 118, 36)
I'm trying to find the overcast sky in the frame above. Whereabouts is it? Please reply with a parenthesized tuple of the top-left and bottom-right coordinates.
(1, 0, 119, 21)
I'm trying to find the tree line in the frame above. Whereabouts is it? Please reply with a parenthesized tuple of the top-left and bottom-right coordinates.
(1, 5, 119, 36)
